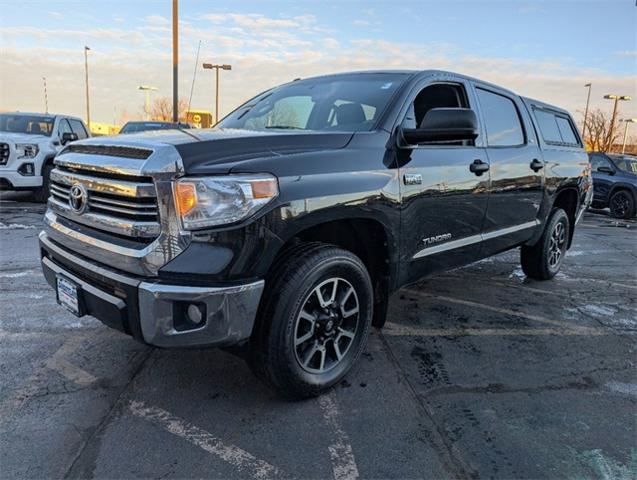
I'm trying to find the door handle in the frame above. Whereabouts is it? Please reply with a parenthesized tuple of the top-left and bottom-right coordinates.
(469, 159, 489, 176)
(530, 159, 544, 172)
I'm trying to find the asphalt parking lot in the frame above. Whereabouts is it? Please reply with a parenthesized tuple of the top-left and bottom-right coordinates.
(1, 192, 635, 479)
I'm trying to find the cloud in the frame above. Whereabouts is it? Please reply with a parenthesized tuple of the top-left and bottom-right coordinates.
(615, 50, 637, 57)
(1, 15, 635, 123)
(353, 20, 371, 27)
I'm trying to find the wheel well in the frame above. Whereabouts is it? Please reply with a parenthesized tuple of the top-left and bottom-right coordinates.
(553, 189, 578, 247)
(609, 186, 634, 201)
(278, 219, 390, 305)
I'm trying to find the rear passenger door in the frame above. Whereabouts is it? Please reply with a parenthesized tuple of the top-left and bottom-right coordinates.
(589, 153, 614, 204)
(473, 85, 544, 256)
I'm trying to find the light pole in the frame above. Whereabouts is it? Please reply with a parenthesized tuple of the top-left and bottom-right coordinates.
(84, 46, 91, 130)
(603, 94, 631, 152)
(202, 63, 232, 124)
(620, 118, 637, 154)
(42, 77, 48, 113)
(172, 0, 178, 123)
(138, 85, 158, 121)
(582, 83, 592, 141)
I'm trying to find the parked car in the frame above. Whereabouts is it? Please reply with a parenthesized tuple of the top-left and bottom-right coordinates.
(39, 70, 591, 398)
(119, 121, 192, 134)
(589, 152, 637, 218)
(0, 112, 89, 201)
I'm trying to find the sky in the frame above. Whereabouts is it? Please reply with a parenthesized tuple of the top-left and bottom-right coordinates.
(1, 0, 636, 125)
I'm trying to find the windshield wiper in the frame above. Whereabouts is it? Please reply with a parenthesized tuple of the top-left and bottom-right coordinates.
(264, 125, 304, 130)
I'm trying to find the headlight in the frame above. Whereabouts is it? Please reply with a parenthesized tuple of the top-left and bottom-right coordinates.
(173, 174, 278, 230)
(15, 143, 39, 159)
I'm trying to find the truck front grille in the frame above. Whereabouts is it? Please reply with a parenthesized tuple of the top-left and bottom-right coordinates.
(0, 143, 9, 165)
(48, 165, 161, 241)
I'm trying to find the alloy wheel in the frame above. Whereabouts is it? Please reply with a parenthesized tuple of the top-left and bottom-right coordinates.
(548, 221, 566, 269)
(293, 277, 359, 374)
(611, 192, 630, 218)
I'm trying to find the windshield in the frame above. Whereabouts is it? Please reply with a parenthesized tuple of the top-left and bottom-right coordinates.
(217, 74, 407, 132)
(612, 156, 637, 174)
(0, 114, 54, 136)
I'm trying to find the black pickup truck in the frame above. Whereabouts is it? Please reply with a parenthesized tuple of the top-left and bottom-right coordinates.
(40, 70, 591, 398)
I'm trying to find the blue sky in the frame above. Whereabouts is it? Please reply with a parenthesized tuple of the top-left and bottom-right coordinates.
(1, 0, 635, 123)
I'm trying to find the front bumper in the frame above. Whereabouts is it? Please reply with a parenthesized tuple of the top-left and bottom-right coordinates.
(39, 232, 264, 348)
(0, 169, 43, 188)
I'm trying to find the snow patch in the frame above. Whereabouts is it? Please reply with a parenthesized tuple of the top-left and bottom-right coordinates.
(509, 267, 526, 279)
(0, 222, 36, 230)
(581, 304, 617, 317)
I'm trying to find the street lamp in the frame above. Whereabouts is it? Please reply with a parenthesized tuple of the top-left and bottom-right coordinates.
(582, 83, 592, 140)
(603, 94, 631, 152)
(138, 85, 158, 121)
(202, 63, 232, 124)
(619, 118, 637, 154)
(84, 46, 91, 130)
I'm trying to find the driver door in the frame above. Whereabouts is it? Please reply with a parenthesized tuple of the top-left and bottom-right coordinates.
(398, 76, 489, 283)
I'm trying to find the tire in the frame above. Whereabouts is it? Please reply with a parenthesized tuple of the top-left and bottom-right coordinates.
(249, 243, 373, 399)
(609, 190, 635, 219)
(33, 162, 53, 203)
(520, 208, 569, 280)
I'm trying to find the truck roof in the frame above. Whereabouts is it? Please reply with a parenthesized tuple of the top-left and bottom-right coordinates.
(0, 111, 83, 120)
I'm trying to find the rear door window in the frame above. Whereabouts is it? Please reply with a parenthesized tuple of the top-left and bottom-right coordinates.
(534, 109, 580, 146)
(476, 88, 525, 147)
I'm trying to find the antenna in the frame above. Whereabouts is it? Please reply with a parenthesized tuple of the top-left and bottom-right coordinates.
(188, 40, 202, 113)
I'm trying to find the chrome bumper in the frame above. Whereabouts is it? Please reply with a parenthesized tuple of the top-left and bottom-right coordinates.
(40, 232, 264, 348)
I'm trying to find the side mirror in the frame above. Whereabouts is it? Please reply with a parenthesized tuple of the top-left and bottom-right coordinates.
(61, 132, 78, 145)
(597, 166, 614, 174)
(401, 108, 479, 145)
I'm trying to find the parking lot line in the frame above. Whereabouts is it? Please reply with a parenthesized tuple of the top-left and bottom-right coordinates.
(383, 323, 609, 337)
(318, 392, 360, 480)
(44, 336, 97, 386)
(402, 289, 582, 329)
(128, 401, 281, 480)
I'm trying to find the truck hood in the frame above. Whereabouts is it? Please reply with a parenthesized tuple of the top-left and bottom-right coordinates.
(174, 129, 354, 174)
(0, 132, 51, 144)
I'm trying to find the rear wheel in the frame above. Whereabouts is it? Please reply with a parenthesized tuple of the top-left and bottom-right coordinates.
(520, 208, 569, 280)
(609, 190, 635, 219)
(249, 243, 373, 399)
(33, 163, 53, 203)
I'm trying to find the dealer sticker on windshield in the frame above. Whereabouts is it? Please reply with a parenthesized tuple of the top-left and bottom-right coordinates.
(56, 275, 81, 317)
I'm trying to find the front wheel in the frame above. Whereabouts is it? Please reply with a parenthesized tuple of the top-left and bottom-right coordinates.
(609, 190, 635, 219)
(520, 208, 569, 280)
(249, 243, 373, 399)
(33, 163, 53, 203)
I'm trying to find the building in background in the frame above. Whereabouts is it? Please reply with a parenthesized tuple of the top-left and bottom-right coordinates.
(89, 122, 121, 136)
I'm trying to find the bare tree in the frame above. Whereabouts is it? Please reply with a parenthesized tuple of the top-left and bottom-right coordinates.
(149, 97, 188, 122)
(581, 108, 624, 152)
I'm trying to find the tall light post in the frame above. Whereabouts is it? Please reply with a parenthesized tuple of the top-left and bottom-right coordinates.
(138, 85, 158, 121)
(202, 63, 232, 124)
(603, 94, 631, 152)
(582, 83, 592, 141)
(84, 46, 91, 130)
(620, 118, 637, 154)
(172, 0, 178, 123)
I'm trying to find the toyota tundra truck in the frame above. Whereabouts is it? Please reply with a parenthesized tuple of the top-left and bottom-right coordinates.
(39, 70, 592, 398)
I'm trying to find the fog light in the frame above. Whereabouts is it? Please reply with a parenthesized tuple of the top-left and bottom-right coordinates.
(187, 303, 204, 324)
(18, 163, 35, 176)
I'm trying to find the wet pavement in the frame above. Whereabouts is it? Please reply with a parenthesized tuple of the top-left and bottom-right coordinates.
(1, 191, 635, 479)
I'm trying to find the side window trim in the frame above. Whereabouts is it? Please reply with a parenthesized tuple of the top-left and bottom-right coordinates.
(474, 86, 527, 148)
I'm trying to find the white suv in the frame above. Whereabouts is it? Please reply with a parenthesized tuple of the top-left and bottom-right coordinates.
(0, 112, 90, 201)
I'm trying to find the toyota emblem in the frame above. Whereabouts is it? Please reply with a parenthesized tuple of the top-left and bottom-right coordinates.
(69, 184, 88, 214)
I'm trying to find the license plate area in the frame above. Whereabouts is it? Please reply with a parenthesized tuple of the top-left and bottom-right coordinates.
(56, 275, 84, 317)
